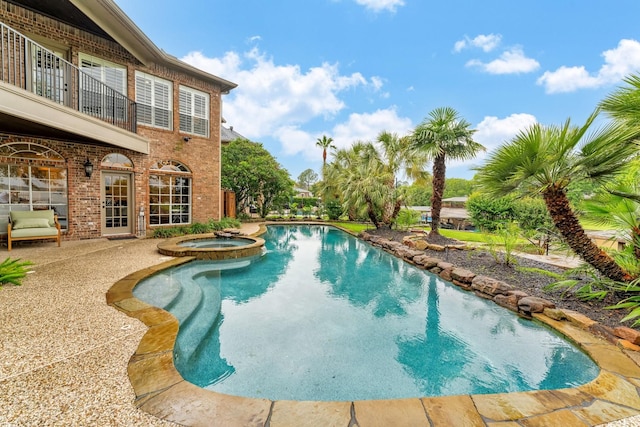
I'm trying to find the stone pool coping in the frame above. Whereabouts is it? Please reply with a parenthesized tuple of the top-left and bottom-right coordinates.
(106, 223, 640, 426)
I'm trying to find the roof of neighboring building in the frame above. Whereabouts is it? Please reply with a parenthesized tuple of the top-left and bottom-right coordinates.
(442, 196, 469, 203)
(9, 0, 237, 93)
(221, 126, 245, 143)
(407, 206, 469, 219)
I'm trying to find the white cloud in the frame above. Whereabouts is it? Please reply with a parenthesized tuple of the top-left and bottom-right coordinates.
(181, 49, 374, 140)
(331, 107, 413, 150)
(354, 0, 405, 13)
(454, 34, 502, 53)
(182, 48, 399, 162)
(466, 48, 540, 74)
(537, 39, 640, 94)
(269, 108, 413, 162)
(448, 113, 537, 170)
(474, 113, 537, 154)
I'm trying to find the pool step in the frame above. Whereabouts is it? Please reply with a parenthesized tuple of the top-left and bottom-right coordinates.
(175, 275, 223, 363)
(132, 271, 181, 309)
(164, 276, 204, 324)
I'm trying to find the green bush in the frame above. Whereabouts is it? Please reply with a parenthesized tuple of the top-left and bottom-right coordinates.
(325, 199, 343, 220)
(187, 222, 209, 234)
(395, 209, 420, 230)
(482, 222, 520, 266)
(151, 218, 242, 238)
(0, 257, 34, 287)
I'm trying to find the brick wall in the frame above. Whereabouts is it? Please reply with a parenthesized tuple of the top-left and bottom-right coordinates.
(0, 1, 227, 239)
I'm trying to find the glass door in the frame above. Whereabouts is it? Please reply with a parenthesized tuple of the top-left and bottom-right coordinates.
(101, 172, 132, 235)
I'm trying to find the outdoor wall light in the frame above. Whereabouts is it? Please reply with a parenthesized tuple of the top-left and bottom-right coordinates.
(183, 136, 191, 142)
(84, 158, 94, 178)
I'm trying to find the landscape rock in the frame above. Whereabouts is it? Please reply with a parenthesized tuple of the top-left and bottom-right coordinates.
(471, 276, 513, 296)
(543, 308, 568, 321)
(439, 269, 452, 281)
(413, 240, 429, 251)
(494, 294, 519, 312)
(437, 261, 454, 271)
(451, 268, 475, 284)
(614, 326, 640, 345)
(413, 255, 440, 269)
(518, 296, 555, 314)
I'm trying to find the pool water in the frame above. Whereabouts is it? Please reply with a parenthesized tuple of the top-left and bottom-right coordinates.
(178, 237, 256, 248)
(134, 225, 599, 401)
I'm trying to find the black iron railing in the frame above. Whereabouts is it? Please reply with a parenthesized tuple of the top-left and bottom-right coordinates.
(0, 22, 137, 133)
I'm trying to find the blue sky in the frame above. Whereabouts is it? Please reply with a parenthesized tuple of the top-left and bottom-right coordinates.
(115, 0, 640, 181)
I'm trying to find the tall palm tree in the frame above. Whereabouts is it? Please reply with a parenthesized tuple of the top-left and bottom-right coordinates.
(412, 107, 484, 236)
(475, 111, 639, 282)
(316, 135, 335, 165)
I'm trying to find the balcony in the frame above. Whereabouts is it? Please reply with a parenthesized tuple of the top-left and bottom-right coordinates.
(0, 22, 148, 154)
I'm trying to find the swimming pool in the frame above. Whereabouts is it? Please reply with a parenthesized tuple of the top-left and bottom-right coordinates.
(133, 225, 599, 401)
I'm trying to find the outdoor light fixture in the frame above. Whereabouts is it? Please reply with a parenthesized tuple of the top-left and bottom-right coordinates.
(84, 158, 94, 178)
(183, 136, 191, 142)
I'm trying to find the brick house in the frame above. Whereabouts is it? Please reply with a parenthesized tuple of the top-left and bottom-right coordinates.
(0, 0, 237, 240)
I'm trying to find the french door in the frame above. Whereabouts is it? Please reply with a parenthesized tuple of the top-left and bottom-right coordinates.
(101, 172, 132, 235)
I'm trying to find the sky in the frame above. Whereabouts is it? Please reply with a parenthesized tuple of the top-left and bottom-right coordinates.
(114, 0, 640, 181)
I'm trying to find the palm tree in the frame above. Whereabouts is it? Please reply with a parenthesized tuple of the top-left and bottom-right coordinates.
(327, 132, 428, 228)
(475, 111, 639, 282)
(412, 107, 484, 236)
(316, 135, 335, 165)
(600, 74, 640, 126)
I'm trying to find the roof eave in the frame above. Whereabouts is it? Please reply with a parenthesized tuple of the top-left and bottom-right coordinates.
(69, 0, 237, 93)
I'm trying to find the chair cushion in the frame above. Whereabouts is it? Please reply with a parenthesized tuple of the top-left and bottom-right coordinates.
(10, 228, 59, 238)
(12, 218, 51, 229)
(10, 209, 55, 227)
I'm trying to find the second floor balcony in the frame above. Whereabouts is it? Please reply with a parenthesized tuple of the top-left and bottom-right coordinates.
(0, 22, 148, 153)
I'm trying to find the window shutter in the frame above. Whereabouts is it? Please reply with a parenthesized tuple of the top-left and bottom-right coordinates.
(193, 92, 208, 136)
(135, 74, 152, 125)
(179, 89, 192, 133)
(154, 81, 171, 128)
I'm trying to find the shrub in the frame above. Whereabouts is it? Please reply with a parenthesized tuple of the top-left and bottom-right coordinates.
(0, 257, 34, 287)
(395, 209, 420, 230)
(325, 199, 343, 220)
(187, 222, 209, 234)
(482, 222, 520, 266)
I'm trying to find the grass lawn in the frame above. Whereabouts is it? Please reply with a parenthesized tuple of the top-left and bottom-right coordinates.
(580, 219, 617, 231)
(328, 221, 374, 234)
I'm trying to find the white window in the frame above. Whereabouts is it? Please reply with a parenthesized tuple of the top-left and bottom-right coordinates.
(30, 45, 69, 105)
(79, 54, 128, 121)
(179, 86, 209, 137)
(0, 143, 68, 233)
(149, 160, 191, 225)
(135, 71, 173, 130)
(79, 54, 127, 94)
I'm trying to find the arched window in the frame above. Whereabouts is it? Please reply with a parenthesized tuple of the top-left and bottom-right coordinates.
(101, 153, 133, 168)
(149, 160, 192, 225)
(0, 142, 68, 231)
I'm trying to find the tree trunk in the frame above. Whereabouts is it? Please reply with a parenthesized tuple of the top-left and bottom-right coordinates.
(381, 198, 402, 228)
(429, 153, 446, 237)
(632, 227, 640, 260)
(364, 195, 381, 228)
(543, 186, 633, 282)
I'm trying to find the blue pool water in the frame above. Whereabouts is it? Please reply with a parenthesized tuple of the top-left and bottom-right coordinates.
(134, 225, 599, 401)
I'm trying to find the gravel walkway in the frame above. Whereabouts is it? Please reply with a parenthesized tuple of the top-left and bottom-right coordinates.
(0, 237, 178, 426)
